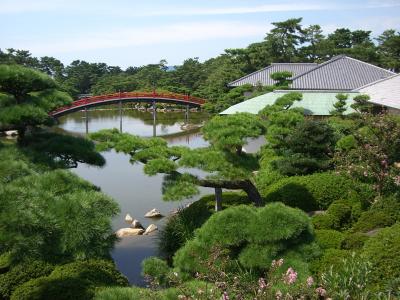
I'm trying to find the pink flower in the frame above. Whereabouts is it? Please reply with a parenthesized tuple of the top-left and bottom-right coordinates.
(315, 287, 327, 296)
(258, 277, 267, 289)
(394, 176, 400, 186)
(306, 276, 314, 287)
(277, 258, 284, 267)
(222, 292, 229, 300)
(284, 267, 297, 285)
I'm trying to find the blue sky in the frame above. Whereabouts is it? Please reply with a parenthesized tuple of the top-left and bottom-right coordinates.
(0, 0, 399, 68)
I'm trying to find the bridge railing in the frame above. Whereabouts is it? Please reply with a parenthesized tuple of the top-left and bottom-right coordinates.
(49, 92, 206, 116)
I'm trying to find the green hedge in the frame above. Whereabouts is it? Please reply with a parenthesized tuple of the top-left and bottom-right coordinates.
(261, 172, 372, 211)
(159, 192, 249, 261)
(341, 232, 369, 250)
(10, 260, 128, 300)
(174, 203, 318, 278)
(362, 223, 400, 289)
(310, 249, 351, 276)
(315, 230, 344, 250)
(0, 261, 54, 299)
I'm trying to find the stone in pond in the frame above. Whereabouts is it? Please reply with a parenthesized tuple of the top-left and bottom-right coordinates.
(131, 219, 144, 229)
(115, 228, 144, 238)
(144, 208, 163, 218)
(125, 213, 133, 223)
(144, 224, 158, 235)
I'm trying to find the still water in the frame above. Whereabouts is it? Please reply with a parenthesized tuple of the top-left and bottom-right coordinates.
(57, 108, 213, 285)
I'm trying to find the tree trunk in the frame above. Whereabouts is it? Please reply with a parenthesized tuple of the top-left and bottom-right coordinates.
(214, 187, 222, 212)
(198, 178, 263, 208)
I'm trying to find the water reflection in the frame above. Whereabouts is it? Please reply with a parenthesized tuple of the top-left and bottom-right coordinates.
(56, 109, 212, 285)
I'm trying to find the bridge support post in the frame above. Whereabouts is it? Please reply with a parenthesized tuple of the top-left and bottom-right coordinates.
(185, 105, 189, 123)
(119, 100, 123, 132)
(152, 100, 157, 137)
(85, 107, 89, 134)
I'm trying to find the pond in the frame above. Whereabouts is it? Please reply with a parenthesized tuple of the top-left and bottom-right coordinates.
(56, 107, 213, 286)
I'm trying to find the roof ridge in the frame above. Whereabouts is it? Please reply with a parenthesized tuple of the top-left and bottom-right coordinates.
(228, 65, 273, 85)
(290, 55, 345, 80)
(354, 73, 400, 90)
(271, 62, 318, 65)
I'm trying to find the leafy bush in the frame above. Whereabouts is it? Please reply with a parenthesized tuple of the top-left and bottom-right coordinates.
(341, 232, 369, 250)
(352, 210, 395, 233)
(312, 213, 335, 230)
(315, 230, 344, 250)
(174, 203, 317, 277)
(10, 260, 128, 300)
(326, 201, 352, 229)
(0, 260, 54, 299)
(310, 249, 350, 276)
(158, 192, 248, 261)
(362, 223, 400, 289)
(0, 169, 118, 263)
(261, 172, 371, 211)
(141, 257, 170, 287)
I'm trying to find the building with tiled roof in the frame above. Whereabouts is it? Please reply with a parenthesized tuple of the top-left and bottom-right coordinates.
(228, 63, 317, 87)
(290, 55, 396, 90)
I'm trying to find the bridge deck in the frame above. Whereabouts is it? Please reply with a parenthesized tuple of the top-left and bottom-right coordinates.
(50, 91, 206, 117)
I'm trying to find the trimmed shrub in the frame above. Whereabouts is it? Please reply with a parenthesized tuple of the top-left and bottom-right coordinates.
(310, 249, 351, 276)
(362, 223, 400, 289)
(262, 172, 371, 211)
(326, 201, 352, 229)
(0, 260, 54, 299)
(174, 203, 317, 277)
(341, 232, 369, 250)
(159, 192, 249, 261)
(312, 213, 335, 230)
(141, 257, 170, 287)
(10, 260, 128, 300)
(352, 210, 395, 233)
(315, 230, 344, 250)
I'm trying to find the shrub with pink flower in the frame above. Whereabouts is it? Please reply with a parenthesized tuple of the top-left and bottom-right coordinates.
(283, 267, 298, 285)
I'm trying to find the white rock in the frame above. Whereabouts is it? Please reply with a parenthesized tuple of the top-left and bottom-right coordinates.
(144, 224, 158, 235)
(124, 213, 133, 223)
(5, 130, 18, 136)
(131, 219, 144, 229)
(115, 228, 144, 238)
(144, 208, 163, 218)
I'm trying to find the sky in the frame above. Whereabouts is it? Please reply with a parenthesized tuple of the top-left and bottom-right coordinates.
(0, 0, 399, 69)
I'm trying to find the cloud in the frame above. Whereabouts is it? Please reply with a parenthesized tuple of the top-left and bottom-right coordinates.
(2, 0, 399, 16)
(13, 21, 270, 54)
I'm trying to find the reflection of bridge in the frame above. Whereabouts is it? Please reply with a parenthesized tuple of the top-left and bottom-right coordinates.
(50, 92, 207, 136)
(49, 91, 206, 117)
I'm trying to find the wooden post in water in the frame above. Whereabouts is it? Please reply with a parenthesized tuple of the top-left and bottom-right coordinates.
(119, 100, 123, 132)
(185, 105, 189, 123)
(152, 100, 156, 137)
(215, 187, 222, 212)
(85, 107, 89, 134)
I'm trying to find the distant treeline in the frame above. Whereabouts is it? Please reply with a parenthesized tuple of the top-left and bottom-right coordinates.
(1, 18, 399, 112)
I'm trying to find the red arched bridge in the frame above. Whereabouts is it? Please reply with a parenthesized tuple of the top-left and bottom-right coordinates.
(49, 91, 206, 117)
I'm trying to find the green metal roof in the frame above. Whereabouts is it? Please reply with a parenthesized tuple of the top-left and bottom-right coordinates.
(220, 91, 360, 115)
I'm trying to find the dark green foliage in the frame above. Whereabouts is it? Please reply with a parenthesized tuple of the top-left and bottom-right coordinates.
(312, 214, 336, 230)
(271, 120, 336, 175)
(270, 71, 293, 87)
(0, 261, 54, 299)
(326, 201, 353, 229)
(19, 132, 105, 168)
(261, 172, 368, 211)
(0, 166, 119, 263)
(351, 94, 373, 113)
(315, 230, 344, 250)
(341, 232, 369, 250)
(0, 64, 71, 132)
(10, 260, 128, 300)
(330, 93, 348, 116)
(362, 223, 400, 289)
(174, 203, 317, 277)
(141, 258, 170, 287)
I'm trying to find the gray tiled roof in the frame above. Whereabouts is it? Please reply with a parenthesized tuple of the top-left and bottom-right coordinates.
(228, 63, 317, 87)
(291, 55, 396, 90)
